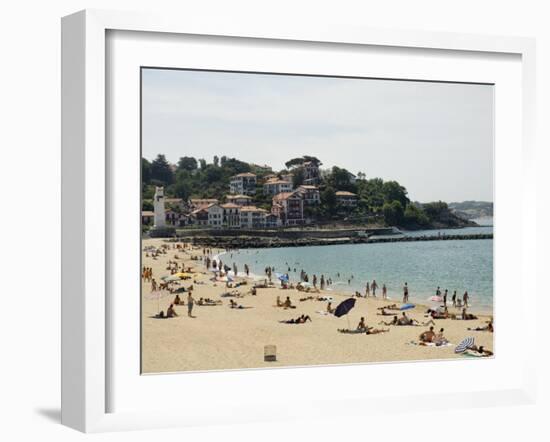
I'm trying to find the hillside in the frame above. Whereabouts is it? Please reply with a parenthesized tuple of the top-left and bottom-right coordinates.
(448, 201, 493, 220)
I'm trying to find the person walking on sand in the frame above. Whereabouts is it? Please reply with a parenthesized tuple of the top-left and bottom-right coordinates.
(365, 282, 370, 297)
(452, 290, 457, 307)
(187, 293, 195, 317)
(463, 291, 469, 308)
(382, 283, 387, 300)
(372, 279, 378, 297)
(151, 278, 157, 292)
(403, 282, 409, 303)
(443, 289, 448, 307)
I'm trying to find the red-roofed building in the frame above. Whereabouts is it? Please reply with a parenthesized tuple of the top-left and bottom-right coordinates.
(230, 172, 257, 195)
(272, 192, 304, 226)
(335, 191, 358, 208)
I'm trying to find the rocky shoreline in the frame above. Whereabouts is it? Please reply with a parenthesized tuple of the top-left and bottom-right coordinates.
(174, 232, 493, 249)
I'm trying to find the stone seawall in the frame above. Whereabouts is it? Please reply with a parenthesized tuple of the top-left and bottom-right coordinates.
(175, 227, 395, 239)
(181, 233, 493, 249)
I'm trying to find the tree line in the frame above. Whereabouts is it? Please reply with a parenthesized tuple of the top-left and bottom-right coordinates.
(142, 154, 462, 228)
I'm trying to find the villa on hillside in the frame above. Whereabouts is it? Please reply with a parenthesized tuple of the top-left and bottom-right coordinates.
(190, 198, 219, 210)
(229, 172, 257, 195)
(191, 207, 209, 225)
(142, 211, 154, 225)
(296, 185, 321, 205)
(302, 161, 321, 185)
(226, 194, 253, 206)
(220, 203, 242, 228)
(335, 190, 358, 208)
(240, 206, 269, 228)
(272, 191, 304, 226)
(263, 178, 293, 195)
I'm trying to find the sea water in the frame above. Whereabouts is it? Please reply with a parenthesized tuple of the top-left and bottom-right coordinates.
(227, 226, 493, 313)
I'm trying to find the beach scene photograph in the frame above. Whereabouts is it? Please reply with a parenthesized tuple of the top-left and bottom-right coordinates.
(140, 68, 494, 374)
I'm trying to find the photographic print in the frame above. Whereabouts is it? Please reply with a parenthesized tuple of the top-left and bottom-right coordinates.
(140, 68, 494, 374)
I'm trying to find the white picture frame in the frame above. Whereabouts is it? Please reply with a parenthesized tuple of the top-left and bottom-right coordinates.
(61, 9, 537, 433)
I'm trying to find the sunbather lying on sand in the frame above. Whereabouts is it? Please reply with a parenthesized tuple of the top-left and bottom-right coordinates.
(229, 299, 251, 309)
(365, 327, 390, 335)
(338, 326, 389, 335)
(468, 321, 493, 332)
(379, 313, 420, 326)
(327, 302, 335, 314)
(280, 314, 311, 324)
(220, 290, 242, 298)
(197, 297, 221, 306)
(377, 308, 394, 316)
(377, 304, 400, 311)
(455, 308, 478, 320)
(427, 307, 451, 319)
(465, 345, 493, 357)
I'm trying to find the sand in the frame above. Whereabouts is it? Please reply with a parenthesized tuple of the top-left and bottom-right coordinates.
(141, 238, 494, 374)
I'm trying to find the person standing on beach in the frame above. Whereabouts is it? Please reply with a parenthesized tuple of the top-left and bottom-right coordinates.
(463, 291, 469, 308)
(313, 275, 317, 288)
(403, 282, 409, 303)
(372, 280, 378, 297)
(320, 275, 325, 290)
(452, 290, 457, 307)
(443, 289, 448, 307)
(382, 284, 387, 299)
(365, 282, 370, 297)
(187, 292, 195, 317)
(244, 264, 249, 276)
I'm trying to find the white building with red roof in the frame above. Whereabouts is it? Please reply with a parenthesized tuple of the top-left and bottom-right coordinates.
(272, 191, 304, 226)
(229, 172, 257, 195)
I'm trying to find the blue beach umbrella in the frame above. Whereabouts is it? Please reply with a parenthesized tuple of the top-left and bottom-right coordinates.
(277, 273, 289, 282)
(334, 298, 356, 318)
(455, 337, 475, 354)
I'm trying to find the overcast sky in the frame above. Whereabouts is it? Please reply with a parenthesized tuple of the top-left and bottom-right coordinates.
(142, 68, 493, 203)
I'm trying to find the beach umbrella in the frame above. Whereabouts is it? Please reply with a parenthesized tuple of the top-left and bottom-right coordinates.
(147, 290, 170, 314)
(334, 298, 356, 329)
(161, 275, 180, 282)
(175, 272, 193, 279)
(400, 303, 415, 311)
(455, 337, 475, 354)
(277, 274, 289, 282)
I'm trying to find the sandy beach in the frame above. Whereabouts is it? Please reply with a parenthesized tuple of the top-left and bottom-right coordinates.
(141, 238, 494, 374)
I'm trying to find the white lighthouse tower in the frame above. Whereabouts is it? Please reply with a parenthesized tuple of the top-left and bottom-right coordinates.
(153, 186, 166, 228)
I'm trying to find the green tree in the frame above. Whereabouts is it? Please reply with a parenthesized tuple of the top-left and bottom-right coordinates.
(382, 200, 404, 225)
(285, 155, 322, 169)
(403, 204, 429, 226)
(142, 158, 151, 183)
(177, 156, 198, 171)
(150, 154, 174, 185)
(321, 186, 337, 215)
(142, 200, 153, 211)
(382, 181, 409, 207)
(292, 167, 305, 187)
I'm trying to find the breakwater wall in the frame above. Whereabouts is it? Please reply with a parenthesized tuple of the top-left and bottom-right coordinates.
(181, 233, 493, 249)
(176, 227, 395, 239)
